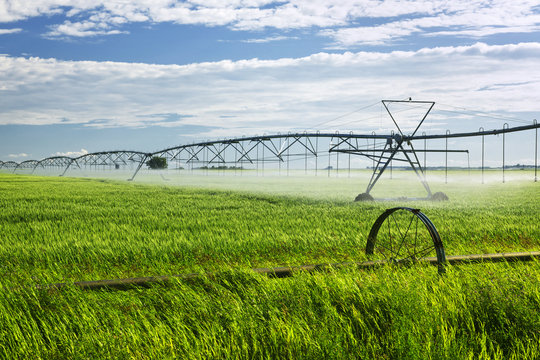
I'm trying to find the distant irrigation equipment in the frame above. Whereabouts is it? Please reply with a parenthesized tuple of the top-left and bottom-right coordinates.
(2, 100, 539, 201)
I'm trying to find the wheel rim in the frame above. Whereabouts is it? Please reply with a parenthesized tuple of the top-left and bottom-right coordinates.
(366, 207, 446, 273)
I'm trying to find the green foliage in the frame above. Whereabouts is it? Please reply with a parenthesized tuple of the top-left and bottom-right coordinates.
(0, 173, 538, 359)
(1, 264, 539, 359)
(146, 156, 167, 169)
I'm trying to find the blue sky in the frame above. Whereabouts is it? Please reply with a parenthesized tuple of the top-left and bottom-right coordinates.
(1, 1, 539, 165)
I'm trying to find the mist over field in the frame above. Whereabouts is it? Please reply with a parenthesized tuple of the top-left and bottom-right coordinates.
(8, 166, 535, 201)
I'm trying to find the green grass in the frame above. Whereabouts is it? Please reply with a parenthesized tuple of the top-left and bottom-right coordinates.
(0, 172, 538, 359)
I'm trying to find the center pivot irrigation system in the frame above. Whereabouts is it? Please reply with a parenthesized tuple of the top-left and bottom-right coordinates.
(2, 99, 538, 289)
(2, 100, 539, 201)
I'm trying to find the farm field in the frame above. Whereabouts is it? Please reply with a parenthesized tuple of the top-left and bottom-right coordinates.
(0, 172, 539, 359)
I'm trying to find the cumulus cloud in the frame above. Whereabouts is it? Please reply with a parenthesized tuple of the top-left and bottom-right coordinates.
(0, 1, 538, 46)
(7, 152, 29, 158)
(0, 28, 21, 35)
(322, 2, 540, 47)
(0, 42, 539, 138)
(52, 149, 89, 157)
(241, 35, 298, 43)
(46, 21, 127, 38)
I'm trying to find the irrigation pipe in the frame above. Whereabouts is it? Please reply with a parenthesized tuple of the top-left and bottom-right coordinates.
(37, 251, 540, 291)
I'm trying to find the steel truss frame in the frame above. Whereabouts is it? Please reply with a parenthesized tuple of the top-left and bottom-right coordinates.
(2, 100, 539, 199)
(0, 161, 19, 169)
(336, 100, 436, 197)
(35, 156, 73, 171)
(58, 151, 151, 180)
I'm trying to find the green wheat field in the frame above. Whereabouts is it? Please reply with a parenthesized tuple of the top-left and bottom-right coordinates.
(0, 171, 539, 359)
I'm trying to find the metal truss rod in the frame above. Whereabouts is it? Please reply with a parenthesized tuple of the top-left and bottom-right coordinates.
(155, 133, 392, 156)
(277, 136, 317, 157)
(207, 143, 229, 164)
(330, 136, 357, 152)
(381, 99, 436, 104)
(364, 155, 414, 163)
(409, 123, 540, 141)
(237, 141, 259, 163)
(60, 159, 77, 176)
(13, 160, 40, 173)
(229, 142, 254, 164)
(360, 153, 437, 164)
(332, 149, 469, 153)
(185, 146, 205, 163)
(259, 138, 284, 161)
(129, 154, 151, 181)
(399, 142, 432, 196)
(382, 101, 403, 136)
(365, 141, 398, 194)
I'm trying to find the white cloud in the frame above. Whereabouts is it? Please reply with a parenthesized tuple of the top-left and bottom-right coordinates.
(322, 2, 540, 47)
(7, 152, 29, 158)
(0, 42, 539, 139)
(52, 149, 89, 157)
(46, 20, 128, 37)
(241, 35, 298, 43)
(0, 28, 22, 35)
(1, 1, 538, 44)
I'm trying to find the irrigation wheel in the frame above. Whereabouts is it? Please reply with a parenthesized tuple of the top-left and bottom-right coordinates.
(366, 207, 446, 274)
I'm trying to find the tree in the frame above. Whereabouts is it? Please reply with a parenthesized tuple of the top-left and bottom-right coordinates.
(146, 156, 167, 169)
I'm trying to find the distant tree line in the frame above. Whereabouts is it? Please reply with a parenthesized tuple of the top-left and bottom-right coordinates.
(146, 156, 167, 169)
